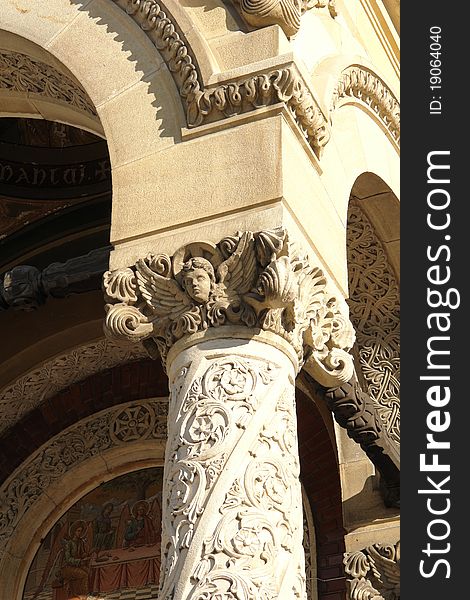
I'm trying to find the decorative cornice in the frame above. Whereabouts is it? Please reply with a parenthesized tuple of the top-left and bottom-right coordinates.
(331, 66, 400, 146)
(0, 50, 97, 117)
(0, 339, 146, 436)
(0, 399, 168, 559)
(322, 379, 400, 508)
(194, 66, 330, 155)
(344, 541, 400, 600)
(103, 228, 355, 381)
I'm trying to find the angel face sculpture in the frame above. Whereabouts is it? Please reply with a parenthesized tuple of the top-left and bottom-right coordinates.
(181, 257, 215, 304)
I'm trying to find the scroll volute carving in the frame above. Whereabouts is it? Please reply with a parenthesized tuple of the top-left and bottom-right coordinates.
(103, 228, 355, 384)
(344, 541, 400, 600)
(232, 0, 337, 38)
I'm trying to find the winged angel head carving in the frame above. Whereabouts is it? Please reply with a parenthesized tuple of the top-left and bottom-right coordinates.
(103, 228, 355, 381)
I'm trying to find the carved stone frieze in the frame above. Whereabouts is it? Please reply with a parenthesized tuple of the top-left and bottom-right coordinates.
(193, 67, 330, 155)
(0, 399, 168, 560)
(344, 541, 400, 600)
(332, 67, 400, 146)
(0, 50, 97, 117)
(103, 228, 355, 384)
(159, 348, 306, 599)
(0, 339, 146, 435)
(347, 202, 400, 444)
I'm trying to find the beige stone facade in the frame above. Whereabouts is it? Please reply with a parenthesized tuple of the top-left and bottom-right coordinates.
(0, 1, 399, 599)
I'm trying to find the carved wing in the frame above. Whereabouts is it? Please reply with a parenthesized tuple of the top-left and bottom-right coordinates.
(116, 503, 131, 548)
(216, 232, 258, 295)
(135, 258, 191, 319)
(31, 520, 69, 598)
(150, 496, 162, 542)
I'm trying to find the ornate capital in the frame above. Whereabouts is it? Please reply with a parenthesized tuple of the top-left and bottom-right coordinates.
(103, 228, 355, 381)
(344, 541, 400, 600)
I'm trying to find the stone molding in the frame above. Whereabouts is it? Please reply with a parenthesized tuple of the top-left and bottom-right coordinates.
(0, 339, 146, 436)
(0, 49, 97, 117)
(331, 66, 400, 146)
(322, 379, 399, 508)
(344, 541, 400, 600)
(0, 398, 168, 560)
(347, 202, 400, 444)
(103, 228, 355, 384)
(111, 2, 399, 157)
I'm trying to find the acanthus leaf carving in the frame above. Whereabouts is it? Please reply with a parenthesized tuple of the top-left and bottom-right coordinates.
(103, 228, 355, 384)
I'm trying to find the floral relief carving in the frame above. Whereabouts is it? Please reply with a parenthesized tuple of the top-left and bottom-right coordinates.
(103, 228, 355, 386)
(347, 202, 400, 444)
(344, 541, 400, 600)
(0, 50, 97, 117)
(0, 399, 168, 560)
(0, 339, 146, 436)
(159, 357, 279, 599)
(187, 384, 306, 600)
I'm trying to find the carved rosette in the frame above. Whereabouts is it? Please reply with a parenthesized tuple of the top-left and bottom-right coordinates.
(344, 541, 400, 600)
(103, 228, 355, 385)
(159, 348, 306, 600)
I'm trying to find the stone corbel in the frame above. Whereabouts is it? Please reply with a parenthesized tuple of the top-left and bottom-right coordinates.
(344, 541, 400, 600)
(103, 227, 355, 380)
(232, 0, 337, 38)
(321, 379, 400, 508)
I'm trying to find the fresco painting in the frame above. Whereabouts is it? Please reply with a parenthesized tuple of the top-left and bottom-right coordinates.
(23, 467, 163, 600)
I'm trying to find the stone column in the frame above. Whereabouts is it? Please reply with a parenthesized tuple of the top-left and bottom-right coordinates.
(103, 228, 355, 600)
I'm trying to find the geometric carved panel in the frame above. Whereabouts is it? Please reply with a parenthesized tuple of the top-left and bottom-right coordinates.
(347, 201, 400, 444)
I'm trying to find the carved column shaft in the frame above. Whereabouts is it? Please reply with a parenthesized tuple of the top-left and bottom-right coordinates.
(160, 334, 305, 599)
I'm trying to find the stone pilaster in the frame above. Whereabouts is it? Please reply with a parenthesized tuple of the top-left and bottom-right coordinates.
(103, 227, 356, 599)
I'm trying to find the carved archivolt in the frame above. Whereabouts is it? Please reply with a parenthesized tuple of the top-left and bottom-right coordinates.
(0, 338, 146, 435)
(0, 398, 168, 560)
(0, 49, 97, 117)
(344, 541, 400, 600)
(331, 66, 400, 146)
(103, 228, 355, 385)
(347, 202, 400, 444)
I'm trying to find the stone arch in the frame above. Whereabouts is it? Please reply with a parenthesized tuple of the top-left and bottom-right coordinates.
(346, 173, 400, 444)
(0, 0, 186, 170)
(0, 397, 168, 599)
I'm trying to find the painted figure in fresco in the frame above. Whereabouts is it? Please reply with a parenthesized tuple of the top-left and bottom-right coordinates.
(55, 520, 92, 598)
(122, 500, 157, 547)
(32, 519, 93, 600)
(92, 502, 115, 551)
